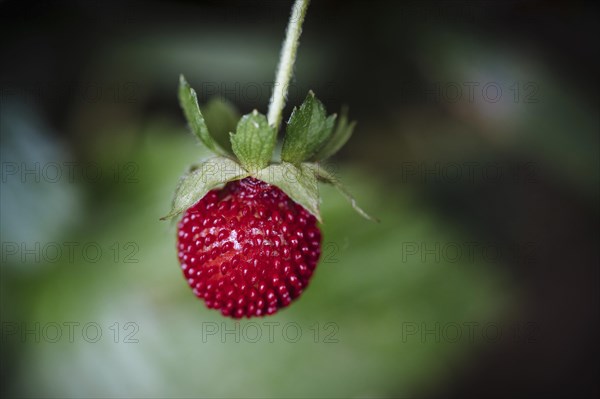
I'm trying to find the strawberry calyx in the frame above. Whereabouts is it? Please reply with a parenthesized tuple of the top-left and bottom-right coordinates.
(161, 74, 376, 223)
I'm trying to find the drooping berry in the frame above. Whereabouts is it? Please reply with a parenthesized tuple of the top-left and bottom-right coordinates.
(177, 177, 321, 318)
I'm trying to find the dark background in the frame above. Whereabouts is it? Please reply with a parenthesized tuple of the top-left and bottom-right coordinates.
(1, 1, 598, 398)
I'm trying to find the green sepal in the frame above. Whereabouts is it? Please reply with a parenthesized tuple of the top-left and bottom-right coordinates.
(160, 156, 249, 220)
(230, 110, 277, 173)
(255, 162, 321, 222)
(311, 106, 356, 161)
(281, 91, 336, 165)
(310, 164, 378, 222)
(178, 75, 228, 156)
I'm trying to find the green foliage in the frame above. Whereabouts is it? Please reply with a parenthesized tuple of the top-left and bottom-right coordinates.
(202, 97, 241, 154)
(5, 131, 514, 398)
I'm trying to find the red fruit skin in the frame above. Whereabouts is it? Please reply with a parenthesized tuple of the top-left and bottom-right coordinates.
(177, 177, 321, 318)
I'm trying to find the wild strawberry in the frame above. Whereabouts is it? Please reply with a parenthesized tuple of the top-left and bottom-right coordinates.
(177, 177, 321, 318)
(162, 3, 374, 318)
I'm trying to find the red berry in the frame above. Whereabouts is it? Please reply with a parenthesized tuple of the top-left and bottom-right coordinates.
(177, 177, 321, 318)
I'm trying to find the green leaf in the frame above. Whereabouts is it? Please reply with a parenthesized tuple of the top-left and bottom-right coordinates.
(230, 110, 276, 172)
(203, 97, 241, 154)
(310, 164, 378, 222)
(178, 75, 227, 155)
(160, 157, 248, 220)
(255, 162, 321, 222)
(281, 91, 336, 164)
(312, 106, 356, 161)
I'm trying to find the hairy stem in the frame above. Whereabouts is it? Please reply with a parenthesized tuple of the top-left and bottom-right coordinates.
(267, 0, 310, 130)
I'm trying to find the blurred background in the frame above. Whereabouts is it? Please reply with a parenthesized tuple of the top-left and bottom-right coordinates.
(1, 0, 598, 397)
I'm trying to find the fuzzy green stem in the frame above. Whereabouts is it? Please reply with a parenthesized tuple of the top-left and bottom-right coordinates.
(267, 0, 310, 130)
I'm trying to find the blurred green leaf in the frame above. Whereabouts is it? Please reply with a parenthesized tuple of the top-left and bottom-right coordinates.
(203, 97, 241, 153)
